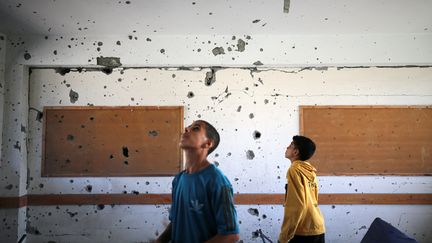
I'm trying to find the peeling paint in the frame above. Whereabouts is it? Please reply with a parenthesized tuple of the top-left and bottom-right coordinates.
(212, 47, 225, 56)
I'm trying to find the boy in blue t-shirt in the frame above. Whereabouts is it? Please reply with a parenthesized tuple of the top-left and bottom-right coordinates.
(156, 120, 240, 243)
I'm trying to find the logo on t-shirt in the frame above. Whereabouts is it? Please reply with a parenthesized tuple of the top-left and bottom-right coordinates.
(190, 199, 204, 214)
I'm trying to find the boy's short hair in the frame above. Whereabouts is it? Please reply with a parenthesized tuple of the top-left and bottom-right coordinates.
(197, 120, 220, 155)
(292, 135, 316, 161)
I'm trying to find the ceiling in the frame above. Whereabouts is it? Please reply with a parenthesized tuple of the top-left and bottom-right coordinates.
(0, 0, 431, 36)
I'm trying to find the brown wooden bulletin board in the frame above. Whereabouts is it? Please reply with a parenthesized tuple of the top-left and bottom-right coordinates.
(42, 106, 184, 177)
(300, 106, 432, 176)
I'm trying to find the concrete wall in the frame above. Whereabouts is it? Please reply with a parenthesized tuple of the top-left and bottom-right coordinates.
(0, 31, 431, 243)
(0, 33, 5, 162)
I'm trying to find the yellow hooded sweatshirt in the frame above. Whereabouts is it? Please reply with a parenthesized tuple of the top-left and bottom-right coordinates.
(278, 160, 325, 243)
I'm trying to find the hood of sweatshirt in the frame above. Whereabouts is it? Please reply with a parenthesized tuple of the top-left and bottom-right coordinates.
(290, 160, 317, 181)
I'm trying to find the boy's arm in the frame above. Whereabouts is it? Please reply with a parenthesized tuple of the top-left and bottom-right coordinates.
(211, 184, 240, 240)
(278, 168, 306, 243)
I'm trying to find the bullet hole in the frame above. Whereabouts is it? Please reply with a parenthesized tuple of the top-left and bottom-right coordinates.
(53, 50, 57, 55)
(132, 190, 139, 195)
(5, 184, 13, 190)
(253, 61, 263, 66)
(27, 225, 41, 235)
(332, 205, 336, 209)
(252, 19, 261, 23)
(214, 161, 220, 167)
(109, 154, 114, 159)
(212, 47, 225, 56)
(248, 208, 259, 216)
(237, 39, 246, 52)
(97, 204, 105, 210)
(145, 181, 150, 185)
(187, 91, 194, 98)
(21, 124, 26, 133)
(252, 230, 259, 238)
(237, 106, 242, 112)
(67, 134, 75, 141)
(227, 152, 232, 156)
(13, 141, 21, 151)
(97, 41, 103, 46)
(30, 108, 43, 122)
(124, 160, 129, 165)
(249, 113, 254, 119)
(24, 52, 31, 60)
(122, 146, 129, 157)
(116, 40, 121, 45)
(101, 68, 113, 75)
(253, 131, 261, 139)
(246, 150, 255, 160)
(160, 49, 165, 54)
(85, 185, 93, 192)
(234, 178, 239, 181)
(90, 117, 95, 121)
(55, 68, 71, 76)
(264, 99, 269, 104)
(69, 89, 79, 103)
(128, 35, 133, 40)
(67, 212, 78, 217)
(126, 0, 131, 4)
(262, 214, 267, 219)
(39, 183, 44, 188)
(148, 130, 159, 137)
(205, 70, 217, 86)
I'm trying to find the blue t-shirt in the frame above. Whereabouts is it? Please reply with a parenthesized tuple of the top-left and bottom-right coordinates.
(169, 164, 239, 243)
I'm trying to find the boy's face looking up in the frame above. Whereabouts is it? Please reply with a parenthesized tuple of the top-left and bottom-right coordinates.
(285, 141, 300, 161)
(180, 121, 212, 154)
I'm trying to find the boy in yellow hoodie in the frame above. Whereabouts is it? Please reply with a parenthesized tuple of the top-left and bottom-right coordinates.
(279, 135, 325, 243)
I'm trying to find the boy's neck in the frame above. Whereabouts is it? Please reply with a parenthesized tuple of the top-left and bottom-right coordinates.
(184, 149, 210, 174)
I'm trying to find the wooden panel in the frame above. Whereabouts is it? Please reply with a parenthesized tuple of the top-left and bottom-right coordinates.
(300, 106, 432, 175)
(42, 106, 184, 177)
(1, 194, 431, 208)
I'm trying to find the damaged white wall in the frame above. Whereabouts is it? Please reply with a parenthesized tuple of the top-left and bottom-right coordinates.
(1, 64, 431, 243)
(0, 0, 432, 242)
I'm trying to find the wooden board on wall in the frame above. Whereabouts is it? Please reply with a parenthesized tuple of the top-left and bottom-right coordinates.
(42, 106, 184, 177)
(300, 106, 432, 175)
